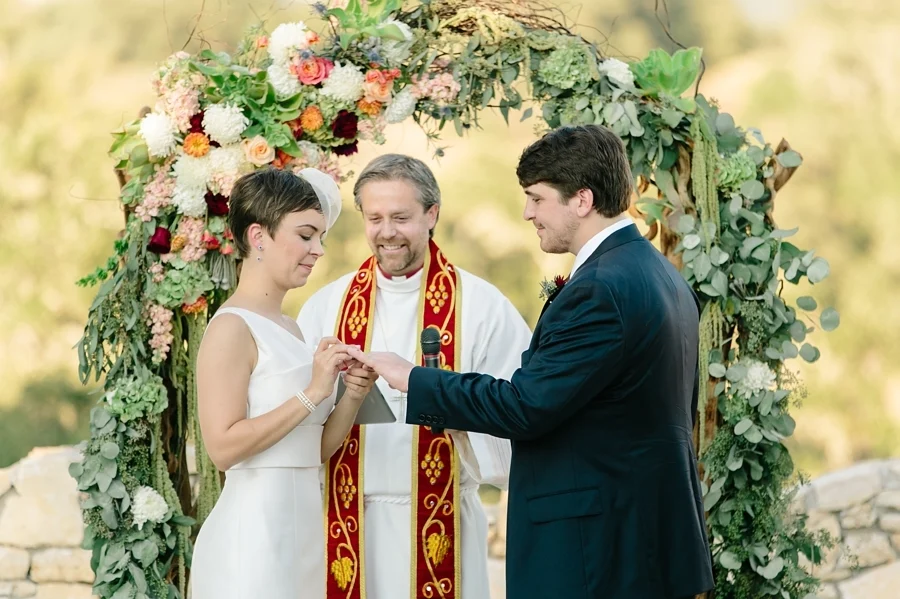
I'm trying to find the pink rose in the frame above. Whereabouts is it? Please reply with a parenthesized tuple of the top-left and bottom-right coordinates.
(293, 57, 333, 86)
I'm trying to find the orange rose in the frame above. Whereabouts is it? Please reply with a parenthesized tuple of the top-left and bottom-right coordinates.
(240, 135, 275, 166)
(183, 132, 210, 157)
(357, 98, 382, 117)
(300, 106, 324, 131)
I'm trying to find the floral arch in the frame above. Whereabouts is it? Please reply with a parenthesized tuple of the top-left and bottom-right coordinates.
(71, 1, 839, 598)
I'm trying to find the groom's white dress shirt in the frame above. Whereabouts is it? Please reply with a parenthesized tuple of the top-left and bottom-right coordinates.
(570, 217, 635, 278)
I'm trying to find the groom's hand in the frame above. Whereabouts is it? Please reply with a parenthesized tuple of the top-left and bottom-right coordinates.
(347, 347, 413, 393)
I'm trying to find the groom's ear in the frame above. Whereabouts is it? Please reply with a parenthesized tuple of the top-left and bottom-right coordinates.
(572, 188, 595, 218)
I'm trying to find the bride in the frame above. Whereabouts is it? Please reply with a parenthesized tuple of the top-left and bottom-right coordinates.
(190, 167, 377, 599)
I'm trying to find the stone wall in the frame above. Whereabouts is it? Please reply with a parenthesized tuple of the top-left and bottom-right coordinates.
(0, 447, 93, 599)
(794, 459, 900, 599)
(2, 447, 898, 599)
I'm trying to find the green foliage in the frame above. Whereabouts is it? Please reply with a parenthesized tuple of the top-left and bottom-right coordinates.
(77, 219, 150, 385)
(70, 407, 193, 599)
(150, 258, 215, 308)
(631, 47, 703, 111)
(103, 367, 168, 423)
(327, 0, 407, 49)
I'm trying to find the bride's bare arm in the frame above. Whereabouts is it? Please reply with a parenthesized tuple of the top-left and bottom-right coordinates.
(197, 315, 350, 471)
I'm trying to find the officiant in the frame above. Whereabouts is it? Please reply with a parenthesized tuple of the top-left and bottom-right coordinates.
(298, 154, 532, 599)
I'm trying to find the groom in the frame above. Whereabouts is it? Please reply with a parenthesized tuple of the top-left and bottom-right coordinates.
(349, 124, 715, 598)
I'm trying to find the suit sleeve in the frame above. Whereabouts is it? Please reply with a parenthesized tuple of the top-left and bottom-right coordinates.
(406, 279, 624, 441)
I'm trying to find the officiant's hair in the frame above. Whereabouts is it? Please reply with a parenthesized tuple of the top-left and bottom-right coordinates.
(516, 125, 633, 218)
(353, 153, 441, 238)
(228, 167, 321, 258)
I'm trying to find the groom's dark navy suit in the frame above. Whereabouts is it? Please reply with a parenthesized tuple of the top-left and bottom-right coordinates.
(406, 225, 714, 598)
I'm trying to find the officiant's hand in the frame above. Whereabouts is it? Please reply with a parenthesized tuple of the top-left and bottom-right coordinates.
(347, 348, 413, 393)
(341, 363, 378, 402)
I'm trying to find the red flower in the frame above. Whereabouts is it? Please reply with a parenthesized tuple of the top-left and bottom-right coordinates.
(205, 192, 229, 216)
(554, 274, 568, 288)
(287, 118, 304, 140)
(189, 112, 204, 133)
(147, 227, 172, 254)
(333, 141, 359, 156)
(331, 110, 358, 139)
(272, 149, 294, 170)
(202, 231, 220, 250)
(182, 296, 208, 315)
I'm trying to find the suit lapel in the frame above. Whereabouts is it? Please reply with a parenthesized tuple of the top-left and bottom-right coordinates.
(568, 224, 643, 284)
(536, 224, 642, 323)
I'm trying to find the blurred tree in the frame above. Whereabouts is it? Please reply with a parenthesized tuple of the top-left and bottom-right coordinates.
(0, 372, 93, 467)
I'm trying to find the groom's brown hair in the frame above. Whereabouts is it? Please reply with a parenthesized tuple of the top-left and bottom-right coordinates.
(516, 124, 633, 217)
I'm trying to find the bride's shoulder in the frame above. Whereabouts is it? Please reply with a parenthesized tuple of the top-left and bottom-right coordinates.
(202, 310, 255, 350)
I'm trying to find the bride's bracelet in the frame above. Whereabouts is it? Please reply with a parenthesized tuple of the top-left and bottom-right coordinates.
(295, 390, 317, 413)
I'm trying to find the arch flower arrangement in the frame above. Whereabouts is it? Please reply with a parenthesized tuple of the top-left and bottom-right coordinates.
(72, 1, 838, 598)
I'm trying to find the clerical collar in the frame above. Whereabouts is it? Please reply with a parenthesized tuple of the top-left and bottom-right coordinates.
(377, 264, 423, 281)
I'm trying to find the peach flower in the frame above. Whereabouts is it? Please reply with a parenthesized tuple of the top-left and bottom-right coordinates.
(363, 69, 396, 103)
(357, 98, 382, 117)
(182, 132, 210, 157)
(300, 106, 325, 131)
(240, 136, 275, 166)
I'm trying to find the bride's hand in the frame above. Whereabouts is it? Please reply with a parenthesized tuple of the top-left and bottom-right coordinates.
(341, 363, 378, 402)
(306, 337, 353, 402)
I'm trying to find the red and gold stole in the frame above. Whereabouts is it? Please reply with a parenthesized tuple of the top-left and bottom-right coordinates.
(325, 239, 462, 599)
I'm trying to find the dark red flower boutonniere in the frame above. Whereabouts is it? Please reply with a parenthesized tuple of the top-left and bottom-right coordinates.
(539, 274, 569, 301)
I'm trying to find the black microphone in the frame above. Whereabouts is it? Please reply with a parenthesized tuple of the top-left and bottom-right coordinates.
(421, 328, 441, 369)
(420, 328, 444, 432)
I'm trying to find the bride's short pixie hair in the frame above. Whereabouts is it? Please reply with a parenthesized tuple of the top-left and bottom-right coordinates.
(228, 168, 322, 259)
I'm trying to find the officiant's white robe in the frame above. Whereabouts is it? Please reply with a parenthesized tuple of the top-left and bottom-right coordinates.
(298, 265, 532, 599)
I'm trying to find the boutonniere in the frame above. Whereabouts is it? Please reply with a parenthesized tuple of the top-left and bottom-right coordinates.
(539, 274, 569, 301)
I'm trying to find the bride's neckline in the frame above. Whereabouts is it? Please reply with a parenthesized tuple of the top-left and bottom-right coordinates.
(218, 306, 306, 345)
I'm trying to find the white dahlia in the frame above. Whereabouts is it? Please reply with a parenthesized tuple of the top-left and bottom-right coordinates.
(267, 63, 302, 98)
(171, 184, 207, 217)
(202, 103, 249, 145)
(733, 359, 777, 399)
(171, 153, 211, 190)
(268, 22, 310, 66)
(131, 486, 168, 530)
(208, 145, 249, 197)
(379, 19, 414, 65)
(320, 62, 365, 103)
(139, 112, 178, 158)
(384, 88, 417, 124)
(599, 58, 635, 89)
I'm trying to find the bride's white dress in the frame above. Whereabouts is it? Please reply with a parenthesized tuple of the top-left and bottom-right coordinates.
(190, 307, 336, 599)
